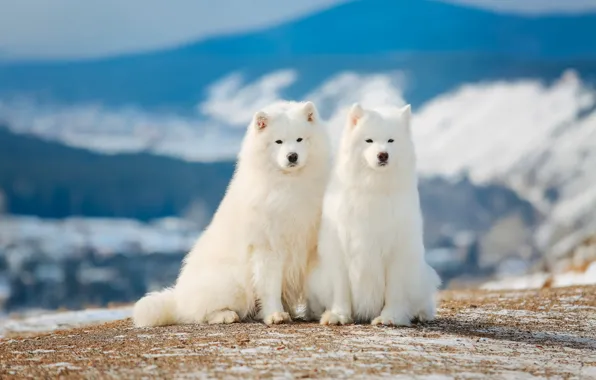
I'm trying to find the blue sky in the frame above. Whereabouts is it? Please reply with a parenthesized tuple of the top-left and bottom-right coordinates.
(1, 0, 596, 60)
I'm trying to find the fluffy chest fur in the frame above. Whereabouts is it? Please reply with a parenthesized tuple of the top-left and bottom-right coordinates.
(327, 186, 417, 258)
(246, 172, 324, 251)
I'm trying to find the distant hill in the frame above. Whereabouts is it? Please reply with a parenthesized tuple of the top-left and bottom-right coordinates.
(0, 0, 595, 108)
(170, 0, 596, 58)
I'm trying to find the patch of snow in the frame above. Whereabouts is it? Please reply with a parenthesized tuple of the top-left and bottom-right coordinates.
(554, 261, 596, 287)
(547, 223, 596, 262)
(229, 366, 253, 373)
(0, 306, 131, 337)
(481, 262, 596, 290)
(481, 273, 551, 290)
(582, 366, 596, 377)
(143, 352, 203, 358)
(43, 362, 81, 370)
(0, 215, 198, 263)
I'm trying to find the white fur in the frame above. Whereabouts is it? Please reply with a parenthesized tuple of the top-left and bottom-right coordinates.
(307, 103, 440, 326)
(134, 101, 330, 327)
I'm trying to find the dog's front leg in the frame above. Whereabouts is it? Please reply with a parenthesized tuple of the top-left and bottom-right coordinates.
(318, 230, 353, 325)
(372, 218, 427, 327)
(371, 260, 411, 326)
(320, 259, 353, 325)
(252, 250, 291, 325)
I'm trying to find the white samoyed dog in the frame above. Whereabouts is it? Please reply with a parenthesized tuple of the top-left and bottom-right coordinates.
(307, 103, 440, 326)
(134, 101, 330, 326)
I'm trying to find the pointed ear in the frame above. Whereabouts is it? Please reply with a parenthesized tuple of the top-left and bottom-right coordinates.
(400, 104, 412, 125)
(348, 103, 364, 128)
(303, 101, 317, 123)
(253, 111, 268, 131)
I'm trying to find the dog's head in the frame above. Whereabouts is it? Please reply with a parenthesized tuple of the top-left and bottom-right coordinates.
(341, 103, 414, 173)
(245, 101, 326, 174)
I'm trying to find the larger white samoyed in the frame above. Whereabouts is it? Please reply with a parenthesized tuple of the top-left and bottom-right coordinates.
(307, 103, 440, 326)
(134, 101, 330, 326)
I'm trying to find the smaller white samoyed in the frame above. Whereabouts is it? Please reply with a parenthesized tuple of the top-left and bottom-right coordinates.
(134, 101, 330, 327)
(307, 103, 440, 326)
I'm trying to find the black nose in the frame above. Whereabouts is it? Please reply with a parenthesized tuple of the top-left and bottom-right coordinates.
(287, 152, 298, 163)
(377, 152, 389, 162)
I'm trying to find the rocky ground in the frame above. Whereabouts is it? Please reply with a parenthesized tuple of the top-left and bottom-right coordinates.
(1, 286, 595, 379)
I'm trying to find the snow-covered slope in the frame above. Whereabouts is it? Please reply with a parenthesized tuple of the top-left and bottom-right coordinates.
(413, 70, 596, 247)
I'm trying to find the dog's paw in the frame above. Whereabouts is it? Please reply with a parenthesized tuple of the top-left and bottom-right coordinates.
(264, 311, 291, 325)
(414, 308, 436, 323)
(320, 310, 352, 325)
(371, 313, 411, 327)
(206, 310, 240, 324)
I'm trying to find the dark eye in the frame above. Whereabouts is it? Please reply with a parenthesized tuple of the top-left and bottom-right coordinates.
(297, 138, 303, 142)
(388, 139, 394, 143)
(365, 139, 373, 143)
(275, 140, 283, 144)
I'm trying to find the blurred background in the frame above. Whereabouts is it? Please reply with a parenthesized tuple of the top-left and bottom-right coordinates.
(1, 0, 595, 315)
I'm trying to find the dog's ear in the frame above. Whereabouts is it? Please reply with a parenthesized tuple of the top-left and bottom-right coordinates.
(400, 104, 412, 133)
(303, 101, 317, 123)
(400, 104, 411, 124)
(253, 111, 268, 131)
(348, 103, 364, 128)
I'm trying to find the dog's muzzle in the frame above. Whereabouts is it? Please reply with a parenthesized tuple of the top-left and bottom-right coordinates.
(287, 152, 299, 166)
(377, 152, 389, 166)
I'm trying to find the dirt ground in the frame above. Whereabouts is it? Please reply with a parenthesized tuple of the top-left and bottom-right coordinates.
(1, 286, 595, 379)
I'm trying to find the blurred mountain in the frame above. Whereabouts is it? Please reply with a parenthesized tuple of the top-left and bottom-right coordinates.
(413, 71, 596, 249)
(0, 0, 595, 108)
(173, 0, 596, 57)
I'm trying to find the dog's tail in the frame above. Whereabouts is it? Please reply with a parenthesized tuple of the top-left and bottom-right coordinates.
(429, 265, 443, 289)
(427, 263, 442, 289)
(133, 288, 178, 327)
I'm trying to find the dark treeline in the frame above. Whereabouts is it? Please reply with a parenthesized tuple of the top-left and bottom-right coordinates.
(0, 126, 234, 220)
